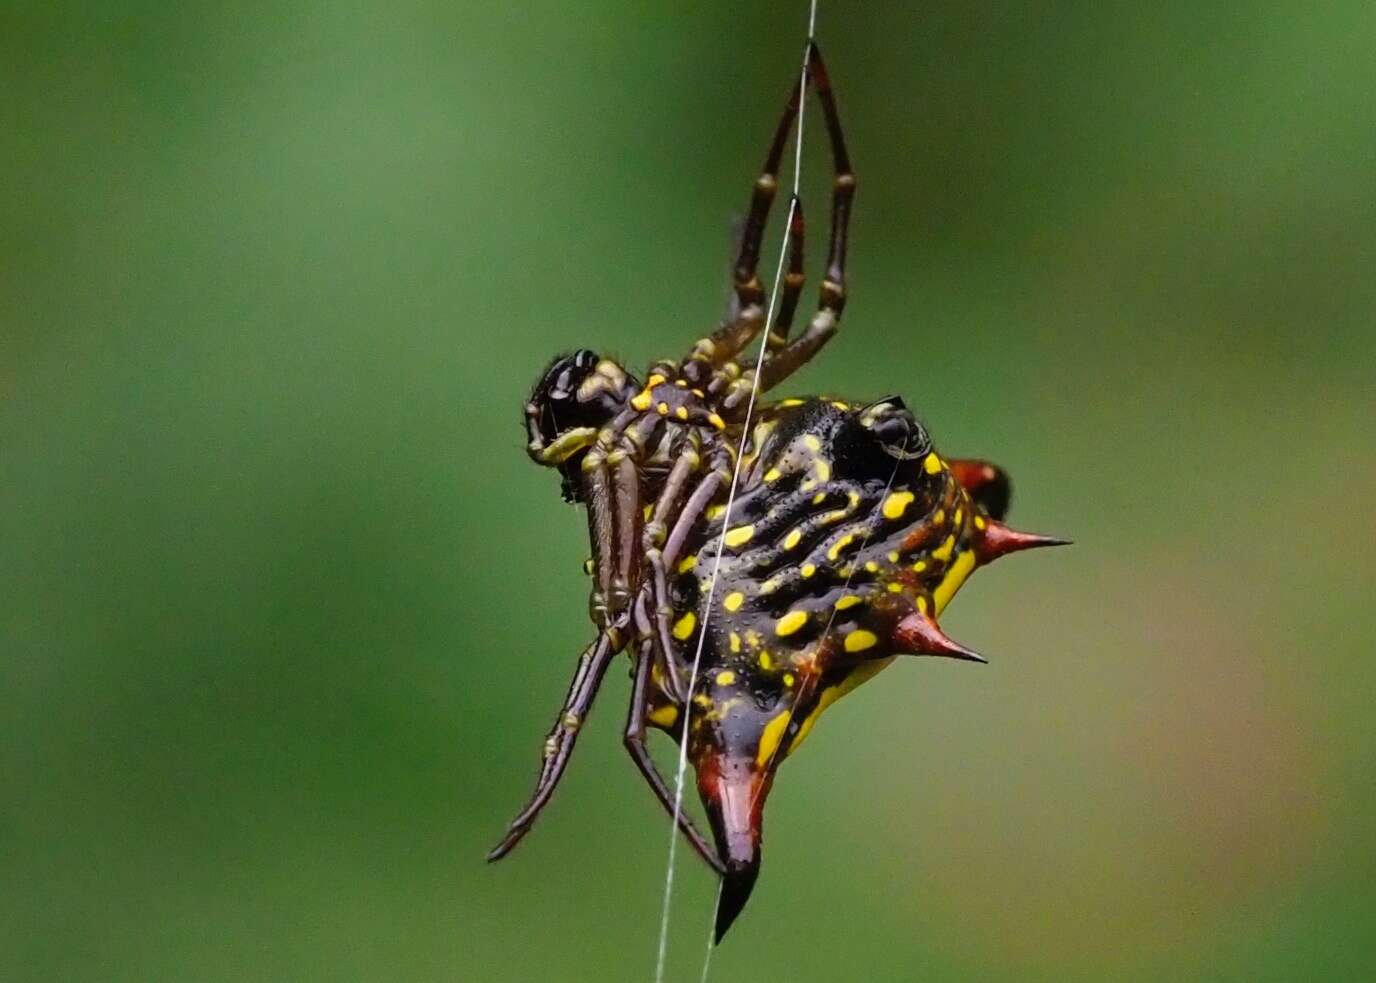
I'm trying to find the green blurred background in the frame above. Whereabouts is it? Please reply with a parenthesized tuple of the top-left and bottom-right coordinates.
(4, 2, 1374, 980)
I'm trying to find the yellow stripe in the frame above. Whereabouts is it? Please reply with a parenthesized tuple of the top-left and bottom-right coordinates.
(789, 658, 893, 756)
(756, 711, 792, 766)
(933, 549, 977, 614)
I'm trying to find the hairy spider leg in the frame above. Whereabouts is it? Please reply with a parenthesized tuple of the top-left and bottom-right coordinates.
(680, 66, 812, 388)
(649, 444, 735, 705)
(767, 196, 807, 351)
(640, 431, 704, 698)
(488, 414, 658, 861)
(485, 631, 617, 862)
(624, 630, 726, 875)
(753, 42, 855, 395)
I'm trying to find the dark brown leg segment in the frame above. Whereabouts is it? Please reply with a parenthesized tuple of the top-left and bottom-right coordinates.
(681, 69, 812, 384)
(758, 43, 854, 392)
(767, 196, 806, 350)
(487, 631, 618, 861)
(624, 639, 727, 875)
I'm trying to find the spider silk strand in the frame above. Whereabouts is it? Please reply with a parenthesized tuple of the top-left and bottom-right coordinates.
(653, 3, 819, 981)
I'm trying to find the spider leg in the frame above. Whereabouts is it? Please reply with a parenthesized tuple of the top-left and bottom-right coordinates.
(641, 433, 704, 696)
(681, 68, 811, 386)
(624, 634, 727, 875)
(754, 42, 854, 393)
(489, 416, 654, 862)
(654, 446, 733, 704)
(486, 631, 618, 862)
(767, 196, 807, 350)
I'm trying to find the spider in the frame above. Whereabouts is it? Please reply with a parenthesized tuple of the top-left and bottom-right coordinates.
(487, 43, 1066, 942)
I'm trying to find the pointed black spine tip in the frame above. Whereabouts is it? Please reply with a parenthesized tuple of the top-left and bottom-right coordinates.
(713, 862, 759, 944)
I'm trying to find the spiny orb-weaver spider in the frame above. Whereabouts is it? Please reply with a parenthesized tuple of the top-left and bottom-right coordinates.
(488, 43, 1066, 942)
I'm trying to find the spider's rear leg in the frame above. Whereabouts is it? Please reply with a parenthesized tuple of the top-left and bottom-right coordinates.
(486, 631, 618, 862)
(623, 633, 726, 875)
(753, 42, 855, 395)
(681, 66, 810, 386)
(768, 196, 807, 350)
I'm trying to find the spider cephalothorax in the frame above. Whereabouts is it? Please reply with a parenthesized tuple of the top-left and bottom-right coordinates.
(489, 43, 1066, 943)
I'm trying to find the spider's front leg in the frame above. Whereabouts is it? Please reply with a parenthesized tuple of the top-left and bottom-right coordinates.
(485, 631, 618, 862)
(486, 415, 655, 862)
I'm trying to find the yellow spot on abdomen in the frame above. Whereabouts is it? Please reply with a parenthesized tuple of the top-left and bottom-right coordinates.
(835, 594, 863, 611)
(648, 704, 678, 727)
(883, 491, 915, 520)
(765, 467, 783, 483)
(845, 629, 878, 652)
(932, 534, 956, 562)
(724, 524, 755, 548)
(756, 711, 792, 766)
(758, 650, 773, 670)
(933, 549, 977, 614)
(827, 533, 855, 561)
(678, 554, 697, 573)
(776, 610, 808, 636)
(783, 528, 802, 550)
(801, 562, 817, 578)
(672, 612, 697, 640)
(715, 670, 736, 686)
(631, 392, 652, 411)
(924, 453, 943, 475)
(723, 591, 745, 612)
(729, 631, 742, 653)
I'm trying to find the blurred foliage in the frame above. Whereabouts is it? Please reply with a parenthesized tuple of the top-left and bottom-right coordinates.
(3, 2, 1375, 980)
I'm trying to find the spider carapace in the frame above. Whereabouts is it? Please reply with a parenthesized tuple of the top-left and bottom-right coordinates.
(487, 44, 1066, 942)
